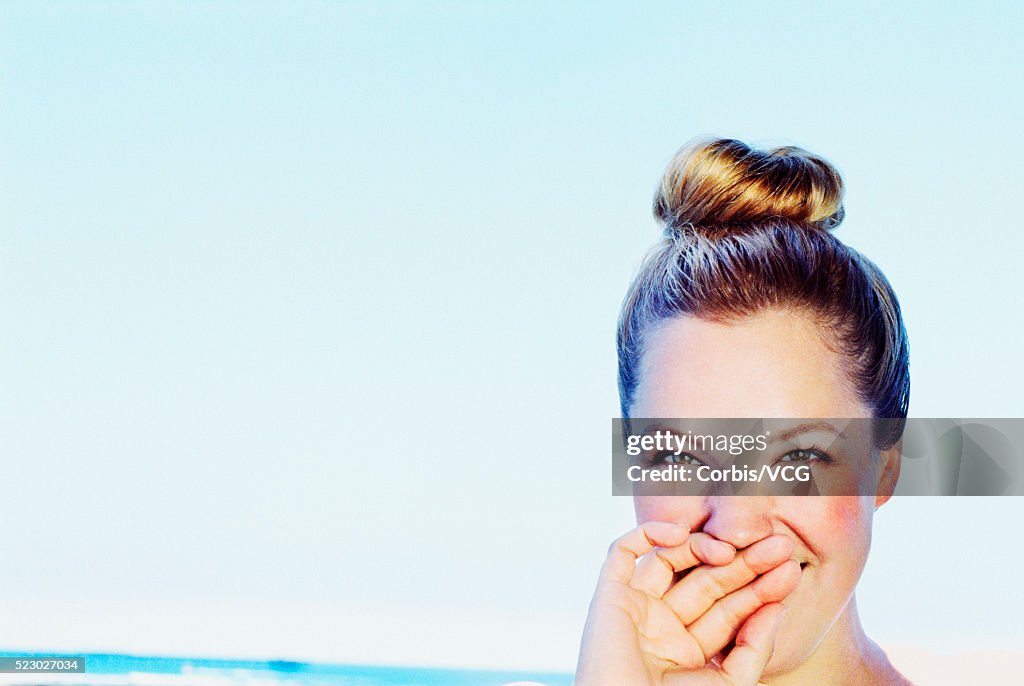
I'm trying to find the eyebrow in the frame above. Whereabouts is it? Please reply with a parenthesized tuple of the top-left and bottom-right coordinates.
(635, 422, 677, 434)
(769, 421, 844, 443)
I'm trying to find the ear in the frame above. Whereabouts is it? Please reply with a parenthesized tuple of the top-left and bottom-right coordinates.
(874, 439, 903, 509)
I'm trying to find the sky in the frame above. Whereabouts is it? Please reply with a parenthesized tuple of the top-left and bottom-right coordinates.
(1, 0, 1023, 672)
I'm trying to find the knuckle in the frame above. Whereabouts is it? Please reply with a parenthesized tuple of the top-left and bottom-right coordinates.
(750, 580, 772, 604)
(607, 529, 633, 557)
(720, 596, 747, 627)
(696, 577, 722, 608)
(706, 569, 731, 598)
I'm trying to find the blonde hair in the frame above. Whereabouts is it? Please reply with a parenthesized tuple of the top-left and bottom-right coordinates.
(618, 137, 909, 447)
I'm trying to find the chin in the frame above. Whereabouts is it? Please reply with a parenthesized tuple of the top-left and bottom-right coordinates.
(758, 577, 829, 677)
(760, 632, 806, 677)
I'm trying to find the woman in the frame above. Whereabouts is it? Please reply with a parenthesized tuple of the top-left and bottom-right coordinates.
(576, 139, 913, 685)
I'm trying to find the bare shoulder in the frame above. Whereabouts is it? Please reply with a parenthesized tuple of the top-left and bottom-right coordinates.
(882, 645, 1024, 684)
(874, 646, 915, 685)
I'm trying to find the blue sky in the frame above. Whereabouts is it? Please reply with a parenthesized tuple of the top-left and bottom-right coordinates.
(1, 0, 1022, 671)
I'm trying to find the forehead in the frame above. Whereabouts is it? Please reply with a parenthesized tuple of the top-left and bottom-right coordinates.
(631, 309, 868, 419)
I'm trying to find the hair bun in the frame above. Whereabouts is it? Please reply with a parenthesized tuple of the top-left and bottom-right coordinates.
(654, 137, 845, 234)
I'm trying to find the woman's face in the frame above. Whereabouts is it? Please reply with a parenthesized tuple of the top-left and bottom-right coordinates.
(630, 309, 897, 674)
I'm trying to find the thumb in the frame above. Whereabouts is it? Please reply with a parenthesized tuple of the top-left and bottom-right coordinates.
(717, 603, 785, 686)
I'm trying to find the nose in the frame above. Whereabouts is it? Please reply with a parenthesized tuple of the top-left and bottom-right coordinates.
(702, 496, 774, 549)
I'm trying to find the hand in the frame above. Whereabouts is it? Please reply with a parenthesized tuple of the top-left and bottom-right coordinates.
(575, 522, 801, 686)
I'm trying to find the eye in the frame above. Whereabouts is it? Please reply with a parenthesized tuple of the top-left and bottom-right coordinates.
(652, 451, 706, 467)
(778, 448, 831, 464)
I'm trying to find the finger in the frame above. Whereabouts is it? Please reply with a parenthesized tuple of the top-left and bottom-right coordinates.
(687, 560, 800, 661)
(597, 521, 689, 587)
(717, 602, 786, 686)
(664, 532, 737, 568)
(632, 533, 737, 598)
(664, 534, 792, 624)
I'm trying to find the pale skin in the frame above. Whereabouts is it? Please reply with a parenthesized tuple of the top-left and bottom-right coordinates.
(576, 309, 910, 685)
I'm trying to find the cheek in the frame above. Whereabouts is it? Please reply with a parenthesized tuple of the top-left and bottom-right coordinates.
(789, 496, 873, 561)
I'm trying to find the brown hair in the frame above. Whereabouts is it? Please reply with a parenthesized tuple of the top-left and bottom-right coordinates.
(617, 137, 909, 447)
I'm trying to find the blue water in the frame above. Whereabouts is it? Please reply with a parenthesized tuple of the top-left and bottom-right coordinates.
(0, 652, 573, 685)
